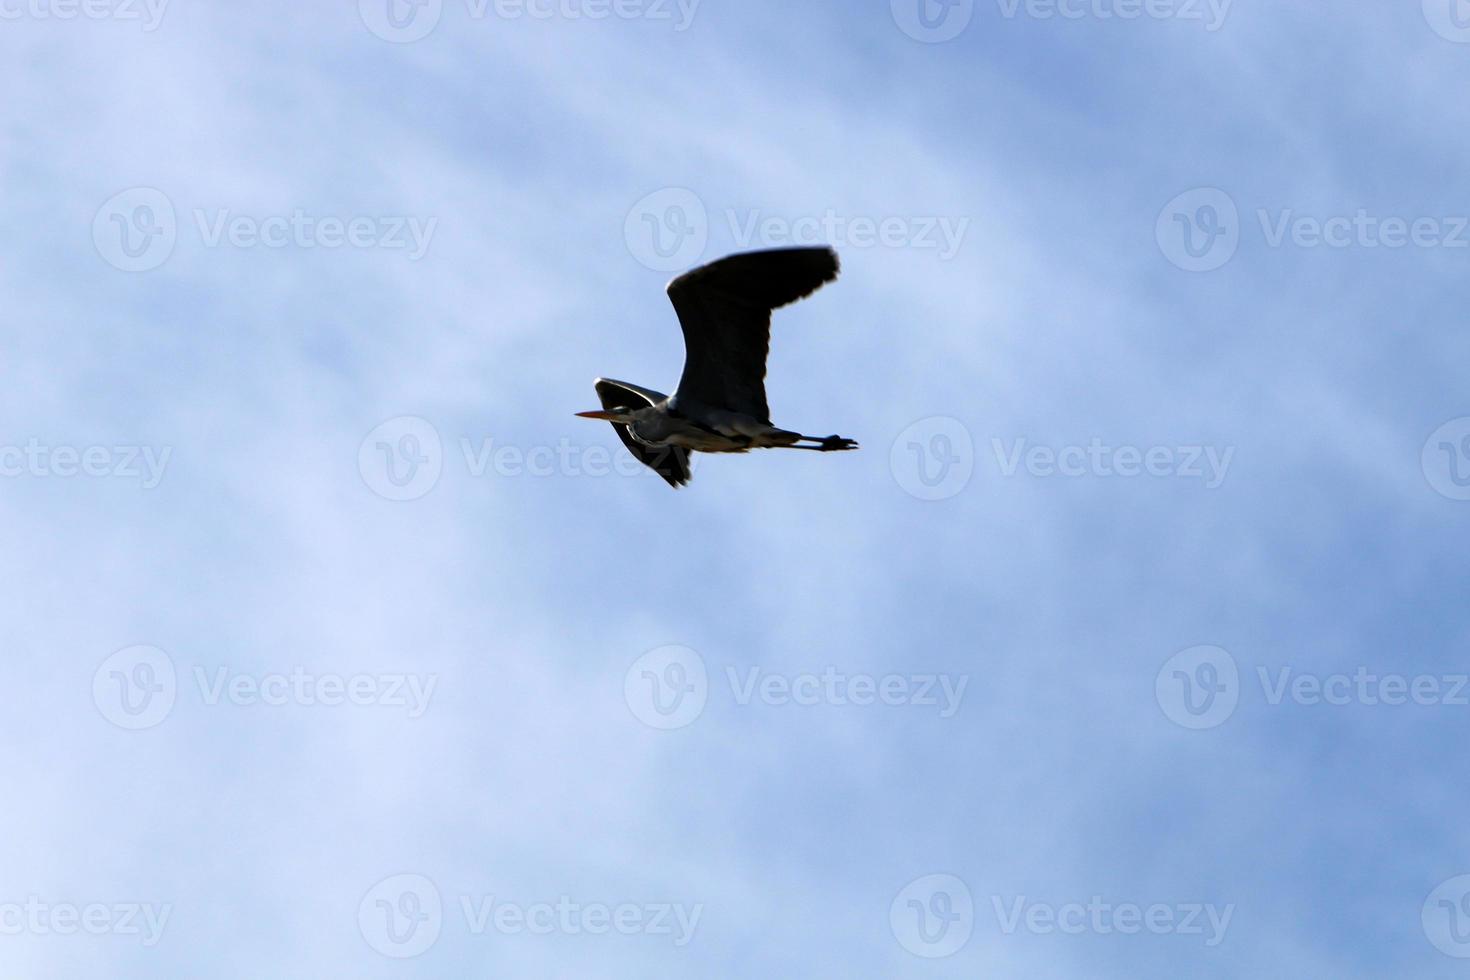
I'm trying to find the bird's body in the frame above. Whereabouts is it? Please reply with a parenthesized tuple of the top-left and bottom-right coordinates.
(577, 246, 858, 488)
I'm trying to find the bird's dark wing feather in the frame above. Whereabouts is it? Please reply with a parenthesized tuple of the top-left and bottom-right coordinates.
(667, 247, 840, 421)
(594, 378, 691, 489)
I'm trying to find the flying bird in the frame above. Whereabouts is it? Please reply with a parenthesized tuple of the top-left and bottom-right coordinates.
(576, 246, 858, 489)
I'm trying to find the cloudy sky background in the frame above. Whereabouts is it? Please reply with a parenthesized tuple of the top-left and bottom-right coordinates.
(4, 0, 1470, 976)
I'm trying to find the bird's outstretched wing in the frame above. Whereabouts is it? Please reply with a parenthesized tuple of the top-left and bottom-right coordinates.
(667, 247, 840, 422)
(594, 378, 692, 489)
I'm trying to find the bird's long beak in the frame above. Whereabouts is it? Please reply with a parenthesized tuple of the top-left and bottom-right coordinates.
(575, 410, 620, 421)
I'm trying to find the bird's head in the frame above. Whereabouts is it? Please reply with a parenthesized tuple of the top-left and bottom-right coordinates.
(575, 408, 637, 425)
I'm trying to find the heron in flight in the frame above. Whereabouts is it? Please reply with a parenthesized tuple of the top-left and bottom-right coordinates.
(576, 246, 858, 488)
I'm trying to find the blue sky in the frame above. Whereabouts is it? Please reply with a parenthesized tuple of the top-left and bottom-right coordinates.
(4, 1, 1470, 976)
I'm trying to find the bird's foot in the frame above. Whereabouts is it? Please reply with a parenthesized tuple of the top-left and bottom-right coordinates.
(819, 435, 859, 451)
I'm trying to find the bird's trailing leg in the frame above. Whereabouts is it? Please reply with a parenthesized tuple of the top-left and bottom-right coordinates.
(743, 422, 858, 452)
(786, 433, 860, 452)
